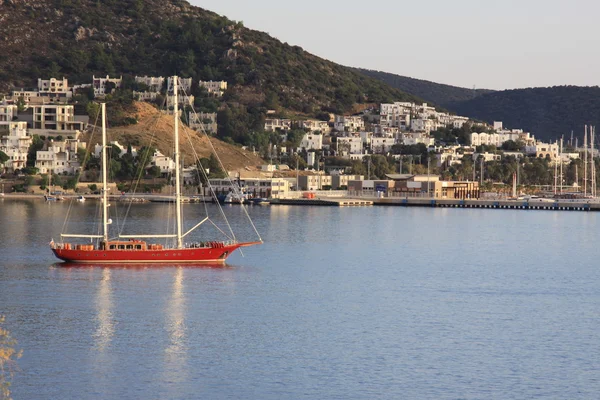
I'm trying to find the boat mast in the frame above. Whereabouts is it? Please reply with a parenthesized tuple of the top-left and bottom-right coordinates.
(101, 103, 109, 244)
(173, 76, 183, 249)
(584, 126, 588, 197)
(591, 126, 596, 197)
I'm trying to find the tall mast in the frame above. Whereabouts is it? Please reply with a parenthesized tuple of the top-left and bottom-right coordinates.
(559, 137, 563, 195)
(553, 142, 558, 195)
(592, 126, 596, 197)
(173, 76, 183, 249)
(101, 103, 109, 243)
(584, 126, 588, 197)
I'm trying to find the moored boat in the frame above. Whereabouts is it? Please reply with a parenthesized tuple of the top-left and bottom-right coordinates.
(50, 77, 262, 264)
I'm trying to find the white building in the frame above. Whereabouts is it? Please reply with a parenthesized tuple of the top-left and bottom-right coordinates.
(133, 91, 159, 102)
(37, 77, 72, 103)
(207, 178, 290, 198)
(399, 132, 435, 146)
(371, 137, 396, 154)
(93, 75, 122, 97)
(299, 133, 323, 151)
(525, 141, 559, 159)
(166, 94, 194, 109)
(35, 139, 82, 174)
(30, 104, 87, 134)
(0, 103, 18, 123)
(168, 77, 193, 94)
(134, 76, 165, 92)
(337, 136, 363, 155)
(199, 80, 227, 97)
(473, 152, 502, 162)
(151, 150, 175, 174)
(94, 140, 137, 158)
(265, 119, 292, 132)
(334, 115, 365, 132)
(0, 122, 31, 171)
(11, 89, 38, 104)
(188, 112, 217, 134)
(298, 119, 330, 133)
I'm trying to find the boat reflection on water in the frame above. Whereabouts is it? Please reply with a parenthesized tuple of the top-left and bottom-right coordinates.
(51, 262, 236, 270)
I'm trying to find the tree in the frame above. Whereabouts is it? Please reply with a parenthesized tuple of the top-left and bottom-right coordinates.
(0, 315, 21, 400)
(0, 151, 8, 172)
(27, 135, 44, 168)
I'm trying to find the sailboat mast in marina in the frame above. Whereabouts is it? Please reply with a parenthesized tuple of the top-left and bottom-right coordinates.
(50, 76, 262, 263)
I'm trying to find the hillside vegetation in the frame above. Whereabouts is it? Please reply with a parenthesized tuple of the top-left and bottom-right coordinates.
(0, 0, 421, 118)
(356, 69, 494, 108)
(449, 86, 600, 142)
(88, 102, 265, 171)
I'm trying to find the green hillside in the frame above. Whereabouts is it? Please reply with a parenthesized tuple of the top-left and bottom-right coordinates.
(449, 86, 600, 142)
(356, 68, 494, 108)
(0, 0, 421, 121)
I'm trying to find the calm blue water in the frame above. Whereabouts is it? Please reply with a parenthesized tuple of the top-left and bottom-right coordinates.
(1, 199, 599, 399)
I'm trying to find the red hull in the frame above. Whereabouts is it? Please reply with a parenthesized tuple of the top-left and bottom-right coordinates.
(52, 242, 260, 264)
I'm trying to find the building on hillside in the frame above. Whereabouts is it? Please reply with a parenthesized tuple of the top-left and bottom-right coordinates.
(168, 77, 193, 94)
(334, 115, 365, 132)
(473, 152, 501, 162)
(11, 89, 38, 104)
(166, 94, 194, 109)
(35, 138, 83, 174)
(93, 75, 122, 97)
(399, 132, 434, 146)
(22, 104, 87, 136)
(134, 76, 165, 92)
(0, 103, 18, 122)
(37, 78, 72, 103)
(298, 119, 330, 133)
(188, 112, 217, 134)
(199, 81, 227, 97)
(336, 136, 363, 155)
(150, 150, 175, 175)
(0, 122, 31, 171)
(133, 91, 159, 102)
(525, 141, 559, 159)
(371, 137, 396, 154)
(94, 141, 137, 158)
(299, 133, 323, 151)
(265, 118, 291, 132)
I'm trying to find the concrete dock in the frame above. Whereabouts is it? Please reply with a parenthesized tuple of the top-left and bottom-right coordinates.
(269, 196, 599, 211)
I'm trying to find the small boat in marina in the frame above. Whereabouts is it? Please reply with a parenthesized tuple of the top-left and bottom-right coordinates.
(76, 195, 86, 202)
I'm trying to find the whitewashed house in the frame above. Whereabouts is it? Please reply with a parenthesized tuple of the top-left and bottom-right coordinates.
(0, 122, 31, 171)
(92, 75, 122, 97)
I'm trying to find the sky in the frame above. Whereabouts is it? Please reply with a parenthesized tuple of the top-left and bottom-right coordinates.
(190, 0, 600, 91)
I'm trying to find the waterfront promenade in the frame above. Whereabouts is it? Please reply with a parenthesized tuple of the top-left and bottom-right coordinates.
(3, 192, 599, 211)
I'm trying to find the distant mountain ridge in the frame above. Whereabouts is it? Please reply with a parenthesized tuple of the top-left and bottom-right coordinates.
(358, 69, 600, 142)
(449, 86, 600, 142)
(0, 0, 422, 117)
(355, 68, 494, 109)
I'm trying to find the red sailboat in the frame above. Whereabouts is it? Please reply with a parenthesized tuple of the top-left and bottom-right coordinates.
(50, 77, 261, 264)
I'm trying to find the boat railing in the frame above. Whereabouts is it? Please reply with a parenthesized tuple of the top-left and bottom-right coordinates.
(185, 240, 238, 249)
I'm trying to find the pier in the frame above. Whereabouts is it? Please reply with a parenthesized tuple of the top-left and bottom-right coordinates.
(269, 195, 599, 211)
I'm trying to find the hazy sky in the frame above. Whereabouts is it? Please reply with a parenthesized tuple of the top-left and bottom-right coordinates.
(190, 0, 600, 90)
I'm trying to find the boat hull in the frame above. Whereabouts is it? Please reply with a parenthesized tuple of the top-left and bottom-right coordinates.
(52, 242, 259, 264)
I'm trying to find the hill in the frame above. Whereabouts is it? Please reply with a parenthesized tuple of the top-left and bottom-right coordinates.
(448, 86, 600, 142)
(0, 0, 422, 120)
(355, 69, 494, 108)
(86, 102, 265, 171)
